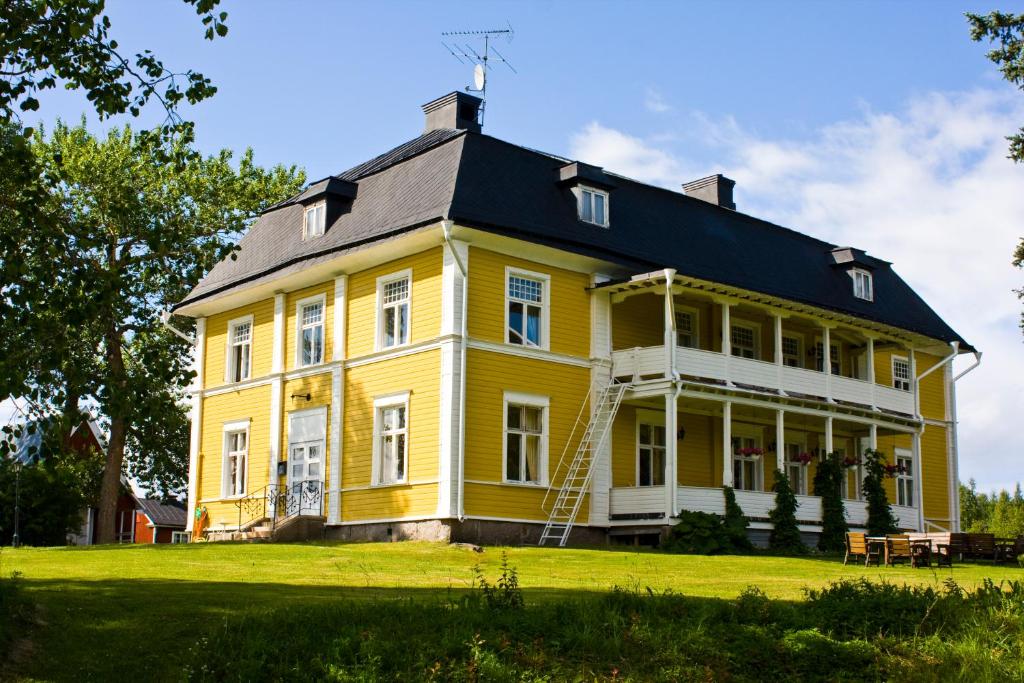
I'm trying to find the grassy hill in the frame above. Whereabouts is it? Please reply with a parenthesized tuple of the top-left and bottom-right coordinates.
(2, 542, 1023, 681)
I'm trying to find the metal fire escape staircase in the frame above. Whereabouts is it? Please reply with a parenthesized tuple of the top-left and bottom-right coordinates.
(539, 381, 630, 547)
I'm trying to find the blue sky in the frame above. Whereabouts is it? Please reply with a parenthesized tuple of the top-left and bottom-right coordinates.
(20, 0, 1024, 492)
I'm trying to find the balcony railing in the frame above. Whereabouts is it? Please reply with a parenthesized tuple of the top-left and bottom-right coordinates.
(608, 485, 920, 530)
(611, 345, 914, 416)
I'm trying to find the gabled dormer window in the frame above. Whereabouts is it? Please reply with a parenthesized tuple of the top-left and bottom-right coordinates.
(851, 268, 873, 301)
(577, 186, 609, 227)
(304, 203, 325, 239)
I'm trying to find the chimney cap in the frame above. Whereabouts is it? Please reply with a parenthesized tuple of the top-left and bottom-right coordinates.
(421, 91, 483, 134)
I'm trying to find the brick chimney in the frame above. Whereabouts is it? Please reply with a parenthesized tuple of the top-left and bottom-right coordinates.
(682, 174, 736, 210)
(422, 91, 483, 134)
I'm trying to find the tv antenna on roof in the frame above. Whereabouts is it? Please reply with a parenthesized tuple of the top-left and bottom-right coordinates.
(441, 22, 516, 127)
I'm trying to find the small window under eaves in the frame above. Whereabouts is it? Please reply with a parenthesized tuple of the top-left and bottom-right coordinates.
(304, 203, 325, 239)
(851, 268, 873, 301)
(577, 186, 609, 227)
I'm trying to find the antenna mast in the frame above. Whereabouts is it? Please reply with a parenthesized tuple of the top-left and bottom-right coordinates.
(441, 23, 516, 127)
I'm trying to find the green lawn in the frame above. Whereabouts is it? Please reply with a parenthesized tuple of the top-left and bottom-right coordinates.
(2, 542, 1022, 681)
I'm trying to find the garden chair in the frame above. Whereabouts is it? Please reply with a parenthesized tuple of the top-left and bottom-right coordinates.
(885, 535, 912, 567)
(909, 540, 932, 568)
(967, 533, 997, 561)
(845, 532, 881, 566)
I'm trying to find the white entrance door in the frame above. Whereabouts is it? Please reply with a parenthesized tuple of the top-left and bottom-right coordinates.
(287, 408, 327, 516)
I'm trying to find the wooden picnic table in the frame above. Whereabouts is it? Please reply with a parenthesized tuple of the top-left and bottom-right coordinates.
(865, 536, 932, 567)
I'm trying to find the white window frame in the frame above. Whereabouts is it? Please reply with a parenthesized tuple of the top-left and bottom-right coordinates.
(221, 419, 251, 499)
(895, 449, 914, 507)
(851, 268, 873, 302)
(781, 335, 802, 368)
(295, 293, 326, 368)
(371, 392, 410, 486)
(504, 267, 551, 351)
(303, 202, 326, 239)
(730, 321, 760, 360)
(674, 305, 700, 349)
(635, 409, 667, 487)
(224, 315, 254, 384)
(783, 433, 808, 496)
(575, 185, 609, 227)
(502, 391, 549, 486)
(814, 338, 841, 375)
(731, 423, 764, 492)
(376, 269, 412, 351)
(170, 530, 189, 544)
(892, 356, 911, 392)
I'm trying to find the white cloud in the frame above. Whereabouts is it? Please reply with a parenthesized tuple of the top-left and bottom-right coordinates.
(571, 89, 1024, 492)
(644, 87, 672, 114)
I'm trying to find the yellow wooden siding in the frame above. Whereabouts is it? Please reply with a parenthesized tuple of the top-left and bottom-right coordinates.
(462, 348, 590, 519)
(921, 425, 950, 523)
(345, 247, 443, 359)
(915, 352, 947, 421)
(341, 350, 441, 520)
(611, 405, 638, 487)
(612, 294, 662, 350)
(203, 297, 275, 387)
(197, 384, 272, 527)
(467, 247, 591, 358)
(284, 282, 335, 372)
(610, 408, 717, 488)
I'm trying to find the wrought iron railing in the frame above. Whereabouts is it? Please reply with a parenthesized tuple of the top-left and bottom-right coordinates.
(233, 481, 324, 534)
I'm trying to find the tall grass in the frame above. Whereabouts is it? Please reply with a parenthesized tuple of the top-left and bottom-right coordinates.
(185, 573, 1024, 682)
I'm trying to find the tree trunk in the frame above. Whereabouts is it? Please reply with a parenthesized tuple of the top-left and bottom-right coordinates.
(95, 416, 126, 543)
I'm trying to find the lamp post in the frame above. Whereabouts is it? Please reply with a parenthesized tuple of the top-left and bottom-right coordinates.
(13, 461, 21, 548)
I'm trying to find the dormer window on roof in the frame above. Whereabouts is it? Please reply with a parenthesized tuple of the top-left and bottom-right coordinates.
(304, 203, 325, 239)
(851, 268, 873, 301)
(578, 186, 609, 227)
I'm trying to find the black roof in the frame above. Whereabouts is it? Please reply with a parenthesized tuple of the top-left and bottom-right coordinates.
(178, 129, 969, 349)
(136, 498, 186, 528)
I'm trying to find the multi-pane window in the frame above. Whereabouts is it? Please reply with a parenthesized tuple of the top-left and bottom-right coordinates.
(675, 310, 698, 348)
(578, 187, 609, 226)
(852, 269, 873, 301)
(781, 336, 801, 367)
(785, 443, 807, 495)
(304, 203, 325, 238)
(638, 423, 666, 487)
(505, 403, 544, 484)
(815, 342, 840, 375)
(375, 403, 407, 485)
(892, 357, 911, 391)
(298, 300, 324, 366)
(507, 274, 545, 348)
(379, 274, 410, 349)
(731, 324, 757, 359)
(224, 429, 248, 497)
(896, 454, 914, 507)
(732, 436, 761, 491)
(228, 319, 252, 383)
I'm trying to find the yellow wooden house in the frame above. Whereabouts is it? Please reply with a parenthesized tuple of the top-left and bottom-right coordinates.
(175, 92, 979, 545)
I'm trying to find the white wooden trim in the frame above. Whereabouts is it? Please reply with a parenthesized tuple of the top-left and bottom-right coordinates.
(347, 339, 441, 368)
(465, 338, 590, 367)
(333, 275, 348, 362)
(504, 266, 552, 351)
(573, 185, 610, 227)
(268, 376, 283, 495)
(294, 292, 327, 369)
(272, 293, 285, 373)
(328, 366, 343, 524)
(375, 268, 413, 352)
(371, 392, 410, 486)
(224, 314, 254, 384)
(438, 239, 468, 518)
(502, 391, 549, 486)
(185, 318, 206, 532)
(221, 419, 251, 499)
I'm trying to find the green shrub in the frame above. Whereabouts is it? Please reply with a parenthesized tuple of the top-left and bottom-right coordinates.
(723, 485, 753, 550)
(663, 510, 730, 554)
(769, 469, 806, 554)
(862, 449, 898, 536)
(813, 452, 849, 553)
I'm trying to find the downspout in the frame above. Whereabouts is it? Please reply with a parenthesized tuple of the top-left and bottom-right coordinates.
(914, 341, 959, 420)
(442, 220, 468, 522)
(949, 349, 982, 531)
(910, 341, 960, 532)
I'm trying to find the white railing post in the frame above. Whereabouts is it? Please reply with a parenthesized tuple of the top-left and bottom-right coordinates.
(822, 324, 833, 402)
(913, 430, 925, 531)
(665, 389, 678, 519)
(721, 302, 733, 386)
(775, 409, 785, 473)
(663, 269, 677, 380)
(825, 416, 834, 455)
(866, 336, 877, 410)
(773, 313, 785, 394)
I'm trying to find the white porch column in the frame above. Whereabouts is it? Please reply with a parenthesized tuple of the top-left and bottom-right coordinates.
(722, 401, 734, 487)
(909, 348, 920, 418)
(438, 239, 469, 518)
(775, 408, 785, 473)
(773, 313, 785, 394)
(665, 389, 678, 518)
(328, 274, 348, 525)
(822, 323, 833, 402)
(913, 429, 925, 531)
(589, 275, 614, 526)
(866, 336, 877, 410)
(824, 415, 834, 455)
(721, 302, 733, 386)
(185, 317, 206, 533)
(663, 269, 677, 378)
(869, 423, 878, 450)
(268, 293, 286, 512)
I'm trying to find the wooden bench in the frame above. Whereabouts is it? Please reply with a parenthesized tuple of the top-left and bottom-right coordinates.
(886, 535, 912, 567)
(845, 532, 881, 566)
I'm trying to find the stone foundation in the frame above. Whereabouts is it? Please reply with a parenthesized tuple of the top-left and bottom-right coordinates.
(324, 518, 608, 546)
